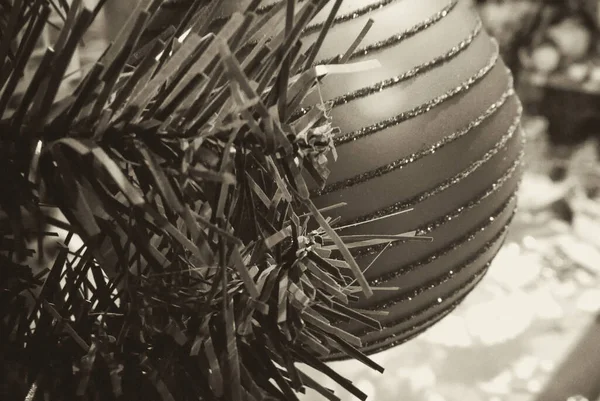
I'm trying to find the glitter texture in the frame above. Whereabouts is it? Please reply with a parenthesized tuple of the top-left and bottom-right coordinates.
(413, 153, 521, 237)
(326, 20, 484, 110)
(349, 179, 524, 350)
(321, 147, 526, 356)
(303, 0, 408, 36)
(314, 0, 459, 64)
(313, 81, 514, 197)
(367, 216, 512, 311)
(325, 298, 464, 360)
(367, 191, 518, 286)
(273, 0, 523, 361)
(333, 41, 500, 145)
(324, 169, 525, 359)
(358, 294, 470, 353)
(258, 0, 400, 23)
(339, 115, 524, 242)
(362, 264, 492, 337)
(352, 151, 522, 259)
(325, 268, 491, 359)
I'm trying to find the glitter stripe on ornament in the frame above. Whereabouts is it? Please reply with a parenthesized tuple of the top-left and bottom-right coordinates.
(325, 19, 483, 109)
(326, 259, 497, 359)
(325, 303, 458, 360)
(357, 233, 505, 333)
(358, 302, 462, 355)
(256, 0, 307, 14)
(366, 214, 511, 310)
(314, 0, 459, 64)
(292, 20, 485, 125)
(329, 114, 521, 232)
(331, 197, 523, 356)
(352, 148, 522, 259)
(257, 0, 400, 21)
(351, 113, 523, 216)
(345, 179, 524, 353)
(330, 289, 473, 359)
(314, 82, 514, 197)
(363, 261, 495, 338)
(323, 192, 518, 343)
(366, 194, 515, 286)
(366, 193, 517, 289)
(302, 0, 411, 36)
(415, 151, 522, 237)
(338, 115, 523, 235)
(334, 42, 500, 145)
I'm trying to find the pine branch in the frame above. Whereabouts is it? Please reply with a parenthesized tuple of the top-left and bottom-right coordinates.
(0, 1, 424, 400)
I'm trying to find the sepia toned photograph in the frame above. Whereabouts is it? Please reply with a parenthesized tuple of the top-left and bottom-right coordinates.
(1, 1, 599, 400)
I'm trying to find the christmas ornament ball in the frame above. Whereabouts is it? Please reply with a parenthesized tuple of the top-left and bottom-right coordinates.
(301, 0, 524, 357)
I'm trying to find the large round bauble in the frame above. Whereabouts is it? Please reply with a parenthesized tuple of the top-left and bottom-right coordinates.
(299, 0, 524, 358)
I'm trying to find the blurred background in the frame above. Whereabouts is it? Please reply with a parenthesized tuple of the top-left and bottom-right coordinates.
(11, 0, 600, 401)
